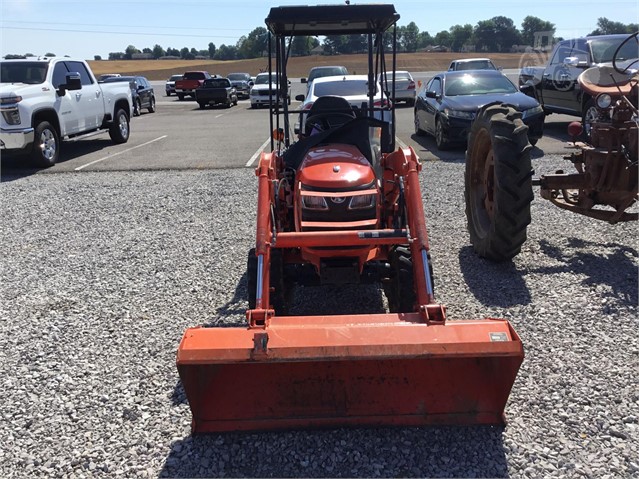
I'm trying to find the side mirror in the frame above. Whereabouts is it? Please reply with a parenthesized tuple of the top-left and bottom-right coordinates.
(58, 72, 81, 96)
(301, 78, 307, 84)
(295, 94, 305, 102)
(249, 81, 254, 86)
(425, 90, 438, 99)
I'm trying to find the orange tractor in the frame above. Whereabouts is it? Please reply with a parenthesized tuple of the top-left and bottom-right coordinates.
(177, 4, 524, 433)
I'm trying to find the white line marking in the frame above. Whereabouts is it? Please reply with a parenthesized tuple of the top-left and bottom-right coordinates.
(74, 136, 167, 171)
(215, 114, 223, 118)
(246, 138, 271, 167)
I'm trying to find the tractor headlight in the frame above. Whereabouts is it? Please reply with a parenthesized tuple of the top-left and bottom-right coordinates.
(521, 105, 543, 119)
(302, 195, 328, 210)
(596, 93, 612, 109)
(348, 194, 376, 210)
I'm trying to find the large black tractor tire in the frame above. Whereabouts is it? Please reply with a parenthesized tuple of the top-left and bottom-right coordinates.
(465, 102, 534, 262)
(247, 248, 289, 315)
(31, 121, 59, 167)
(385, 246, 418, 313)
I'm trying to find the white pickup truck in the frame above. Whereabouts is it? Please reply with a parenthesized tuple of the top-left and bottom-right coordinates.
(0, 57, 133, 167)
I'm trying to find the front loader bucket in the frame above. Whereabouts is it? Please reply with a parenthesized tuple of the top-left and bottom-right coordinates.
(177, 314, 523, 433)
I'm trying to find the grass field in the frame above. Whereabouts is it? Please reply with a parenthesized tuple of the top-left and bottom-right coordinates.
(88, 52, 545, 81)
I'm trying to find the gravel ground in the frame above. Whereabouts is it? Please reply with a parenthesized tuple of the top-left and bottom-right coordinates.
(1, 156, 637, 478)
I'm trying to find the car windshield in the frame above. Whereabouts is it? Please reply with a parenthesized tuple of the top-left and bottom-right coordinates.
(314, 79, 377, 97)
(228, 74, 249, 81)
(169, 75, 182, 81)
(254, 74, 273, 85)
(591, 37, 638, 63)
(445, 74, 517, 96)
(103, 77, 135, 83)
(308, 67, 347, 82)
(204, 79, 230, 88)
(455, 60, 495, 70)
(0, 62, 48, 84)
(184, 72, 206, 80)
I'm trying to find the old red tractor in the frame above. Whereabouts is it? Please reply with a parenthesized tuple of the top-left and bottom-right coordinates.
(465, 31, 638, 261)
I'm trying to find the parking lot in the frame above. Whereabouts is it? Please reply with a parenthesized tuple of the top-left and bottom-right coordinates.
(1, 72, 637, 478)
(2, 73, 577, 176)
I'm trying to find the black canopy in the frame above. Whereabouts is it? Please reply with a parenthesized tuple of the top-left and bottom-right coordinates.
(265, 4, 400, 36)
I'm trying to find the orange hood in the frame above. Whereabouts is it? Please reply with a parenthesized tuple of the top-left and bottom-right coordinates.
(297, 144, 375, 189)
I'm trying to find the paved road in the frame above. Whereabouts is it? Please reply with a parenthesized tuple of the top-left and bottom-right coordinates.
(1, 75, 577, 176)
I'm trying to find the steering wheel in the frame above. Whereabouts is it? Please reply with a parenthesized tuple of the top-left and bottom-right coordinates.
(305, 112, 355, 134)
(613, 31, 639, 74)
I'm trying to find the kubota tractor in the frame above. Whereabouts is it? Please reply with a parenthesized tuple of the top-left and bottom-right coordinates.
(177, 4, 524, 433)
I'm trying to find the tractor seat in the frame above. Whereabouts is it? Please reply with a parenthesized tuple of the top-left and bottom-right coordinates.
(305, 95, 356, 136)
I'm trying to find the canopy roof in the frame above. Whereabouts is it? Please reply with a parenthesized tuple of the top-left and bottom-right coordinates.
(265, 4, 400, 36)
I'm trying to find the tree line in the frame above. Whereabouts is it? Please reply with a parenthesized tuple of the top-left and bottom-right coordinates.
(3, 17, 636, 60)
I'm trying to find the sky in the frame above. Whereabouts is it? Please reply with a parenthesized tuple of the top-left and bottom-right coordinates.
(1, 0, 638, 60)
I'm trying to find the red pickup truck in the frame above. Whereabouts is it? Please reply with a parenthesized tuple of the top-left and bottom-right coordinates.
(175, 71, 212, 100)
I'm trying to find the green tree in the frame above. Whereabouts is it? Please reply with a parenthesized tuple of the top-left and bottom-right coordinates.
(45, 52, 56, 57)
(449, 24, 473, 52)
(433, 30, 452, 48)
(401, 22, 420, 52)
(208, 42, 216, 59)
(94, 55, 102, 61)
(589, 17, 639, 35)
(124, 45, 140, 60)
(417, 31, 433, 49)
(521, 16, 556, 46)
(491, 16, 522, 52)
(214, 44, 237, 60)
(152, 44, 165, 59)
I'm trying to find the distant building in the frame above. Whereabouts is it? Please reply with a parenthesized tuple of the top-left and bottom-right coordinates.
(132, 52, 153, 60)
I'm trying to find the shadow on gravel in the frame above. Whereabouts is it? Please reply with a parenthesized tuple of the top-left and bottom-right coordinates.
(159, 425, 509, 478)
(1, 138, 115, 182)
(409, 134, 466, 163)
(536, 238, 638, 307)
(458, 246, 532, 307)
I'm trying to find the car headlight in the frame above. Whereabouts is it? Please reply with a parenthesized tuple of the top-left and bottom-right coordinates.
(521, 105, 543, 119)
(349, 194, 376, 210)
(444, 108, 475, 120)
(596, 93, 612, 109)
(301, 195, 328, 210)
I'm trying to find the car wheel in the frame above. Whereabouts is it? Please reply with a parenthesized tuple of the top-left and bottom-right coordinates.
(31, 121, 59, 167)
(148, 96, 156, 113)
(133, 98, 141, 117)
(414, 111, 426, 136)
(109, 108, 130, 144)
(233, 96, 238, 106)
(435, 117, 449, 150)
(528, 137, 538, 147)
(198, 102, 206, 109)
(166, 91, 171, 97)
(407, 98, 415, 107)
(177, 93, 185, 101)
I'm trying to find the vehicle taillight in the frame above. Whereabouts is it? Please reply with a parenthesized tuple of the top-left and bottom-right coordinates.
(302, 102, 314, 110)
(408, 81, 416, 90)
(374, 99, 392, 109)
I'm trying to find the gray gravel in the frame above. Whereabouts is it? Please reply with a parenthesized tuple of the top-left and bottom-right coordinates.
(1, 156, 637, 478)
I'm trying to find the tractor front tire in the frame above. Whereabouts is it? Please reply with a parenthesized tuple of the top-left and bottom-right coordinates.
(465, 102, 533, 261)
(385, 246, 417, 313)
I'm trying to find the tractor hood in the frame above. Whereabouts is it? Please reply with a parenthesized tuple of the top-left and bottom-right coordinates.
(298, 144, 375, 190)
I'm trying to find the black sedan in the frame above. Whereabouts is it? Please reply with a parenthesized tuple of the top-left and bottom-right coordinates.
(103, 75, 156, 116)
(414, 70, 544, 150)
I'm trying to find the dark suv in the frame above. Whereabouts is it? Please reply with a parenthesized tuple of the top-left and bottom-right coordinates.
(227, 72, 253, 99)
(103, 75, 156, 116)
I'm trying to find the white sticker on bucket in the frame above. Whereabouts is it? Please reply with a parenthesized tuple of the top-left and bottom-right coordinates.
(490, 332, 508, 342)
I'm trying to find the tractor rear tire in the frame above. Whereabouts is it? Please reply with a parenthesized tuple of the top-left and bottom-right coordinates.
(386, 246, 417, 313)
(247, 248, 289, 315)
(465, 102, 533, 261)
